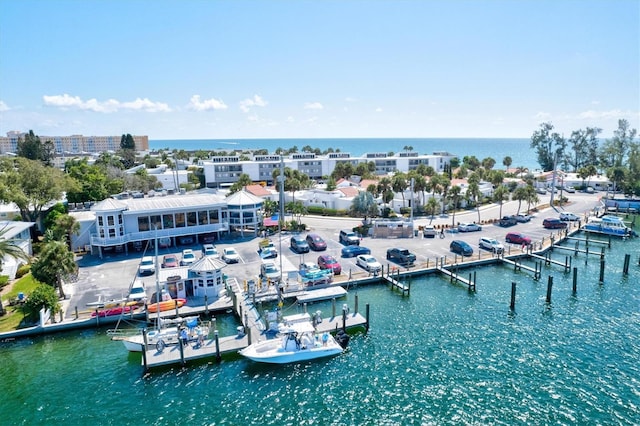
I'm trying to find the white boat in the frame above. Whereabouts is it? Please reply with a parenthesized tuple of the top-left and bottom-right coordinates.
(118, 316, 206, 352)
(582, 215, 635, 237)
(239, 321, 346, 364)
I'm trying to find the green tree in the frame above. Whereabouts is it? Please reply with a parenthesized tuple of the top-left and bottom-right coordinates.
(600, 119, 637, 169)
(512, 186, 528, 215)
(466, 173, 482, 224)
(493, 185, 510, 219)
(228, 173, 253, 195)
(50, 214, 80, 248)
(377, 177, 394, 205)
(502, 156, 512, 171)
(567, 127, 601, 172)
(425, 196, 440, 223)
(0, 158, 77, 239)
(120, 133, 136, 150)
(392, 172, 408, 207)
(0, 226, 31, 315)
(325, 176, 337, 191)
(350, 191, 378, 221)
(24, 283, 60, 320)
(16, 130, 43, 161)
(30, 240, 77, 299)
(530, 122, 566, 171)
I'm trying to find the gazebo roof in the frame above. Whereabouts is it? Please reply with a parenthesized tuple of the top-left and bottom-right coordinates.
(226, 190, 264, 207)
(190, 255, 227, 272)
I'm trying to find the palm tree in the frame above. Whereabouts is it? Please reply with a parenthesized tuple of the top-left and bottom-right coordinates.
(30, 240, 77, 299)
(447, 185, 462, 227)
(425, 197, 440, 223)
(493, 185, 510, 219)
(512, 186, 529, 215)
(0, 226, 30, 315)
(503, 156, 512, 172)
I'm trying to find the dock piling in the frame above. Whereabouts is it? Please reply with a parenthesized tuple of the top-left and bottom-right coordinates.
(214, 330, 221, 363)
(75, 306, 78, 320)
(546, 276, 553, 304)
(510, 282, 516, 311)
(365, 303, 370, 333)
(355, 293, 359, 313)
(142, 329, 148, 372)
(572, 267, 578, 294)
(623, 254, 631, 275)
(599, 258, 605, 283)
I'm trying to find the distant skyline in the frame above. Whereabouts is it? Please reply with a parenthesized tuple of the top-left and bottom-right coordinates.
(1, 0, 638, 140)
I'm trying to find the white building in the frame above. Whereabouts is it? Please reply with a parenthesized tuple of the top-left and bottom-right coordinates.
(0, 221, 35, 279)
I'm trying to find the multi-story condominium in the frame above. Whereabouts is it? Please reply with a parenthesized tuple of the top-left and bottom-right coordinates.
(199, 151, 455, 188)
(0, 131, 149, 155)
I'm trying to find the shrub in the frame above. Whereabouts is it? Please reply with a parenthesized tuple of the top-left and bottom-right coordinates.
(307, 206, 325, 215)
(323, 208, 338, 216)
(15, 264, 30, 279)
(0, 275, 9, 288)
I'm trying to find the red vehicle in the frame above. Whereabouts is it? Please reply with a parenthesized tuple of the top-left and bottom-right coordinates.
(162, 254, 179, 268)
(306, 233, 327, 251)
(317, 255, 342, 275)
(543, 218, 568, 229)
(505, 232, 532, 245)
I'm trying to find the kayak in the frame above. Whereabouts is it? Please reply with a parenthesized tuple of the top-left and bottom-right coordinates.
(146, 298, 187, 313)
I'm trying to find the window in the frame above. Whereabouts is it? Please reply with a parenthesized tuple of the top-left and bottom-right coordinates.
(118, 214, 123, 224)
(150, 215, 161, 229)
(108, 229, 115, 238)
(209, 210, 219, 223)
(175, 212, 185, 228)
(198, 211, 208, 225)
(187, 212, 197, 227)
(107, 216, 114, 226)
(98, 216, 103, 226)
(163, 214, 174, 229)
(138, 216, 150, 232)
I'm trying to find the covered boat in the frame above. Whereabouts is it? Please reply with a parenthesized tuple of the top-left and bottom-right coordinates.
(239, 322, 346, 364)
(582, 215, 635, 237)
(118, 316, 208, 352)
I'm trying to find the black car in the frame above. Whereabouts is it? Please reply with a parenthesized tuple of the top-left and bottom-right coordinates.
(499, 216, 518, 227)
(543, 218, 568, 229)
(450, 240, 473, 256)
(290, 235, 310, 253)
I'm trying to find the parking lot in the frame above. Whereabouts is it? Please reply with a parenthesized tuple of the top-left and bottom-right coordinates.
(65, 193, 602, 317)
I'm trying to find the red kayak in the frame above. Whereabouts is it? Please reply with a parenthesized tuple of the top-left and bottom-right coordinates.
(91, 306, 135, 318)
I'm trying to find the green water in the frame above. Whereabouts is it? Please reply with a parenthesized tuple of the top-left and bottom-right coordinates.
(2, 236, 639, 425)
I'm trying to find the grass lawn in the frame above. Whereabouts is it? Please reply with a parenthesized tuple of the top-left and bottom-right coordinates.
(0, 274, 39, 332)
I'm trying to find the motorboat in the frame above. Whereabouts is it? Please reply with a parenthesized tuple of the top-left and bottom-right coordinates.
(582, 215, 635, 237)
(239, 321, 347, 364)
(118, 316, 207, 352)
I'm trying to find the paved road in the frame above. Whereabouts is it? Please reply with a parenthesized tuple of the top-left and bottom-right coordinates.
(63, 192, 603, 318)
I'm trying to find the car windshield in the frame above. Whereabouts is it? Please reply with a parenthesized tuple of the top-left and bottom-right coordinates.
(264, 265, 277, 273)
(141, 259, 153, 266)
(226, 249, 237, 255)
(130, 287, 144, 294)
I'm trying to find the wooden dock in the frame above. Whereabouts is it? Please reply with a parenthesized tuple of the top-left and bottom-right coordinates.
(296, 286, 347, 303)
(529, 253, 571, 271)
(551, 244, 605, 257)
(501, 257, 541, 280)
(565, 235, 611, 247)
(382, 267, 410, 295)
(435, 265, 476, 291)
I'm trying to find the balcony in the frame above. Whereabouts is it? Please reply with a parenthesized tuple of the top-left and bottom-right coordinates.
(90, 222, 229, 247)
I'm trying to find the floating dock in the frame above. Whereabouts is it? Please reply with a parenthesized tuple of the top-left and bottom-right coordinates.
(296, 286, 347, 303)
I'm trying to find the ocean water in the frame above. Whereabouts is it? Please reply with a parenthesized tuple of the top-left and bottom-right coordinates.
(150, 138, 540, 171)
(1, 233, 639, 425)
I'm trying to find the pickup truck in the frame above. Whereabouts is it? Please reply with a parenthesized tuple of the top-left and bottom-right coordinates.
(258, 239, 278, 258)
(386, 247, 416, 266)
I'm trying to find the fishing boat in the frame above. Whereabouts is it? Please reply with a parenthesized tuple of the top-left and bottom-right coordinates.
(582, 215, 635, 237)
(118, 316, 208, 352)
(239, 321, 348, 364)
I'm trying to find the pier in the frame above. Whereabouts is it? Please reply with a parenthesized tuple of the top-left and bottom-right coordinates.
(501, 257, 541, 280)
(529, 252, 571, 272)
(435, 258, 476, 291)
(382, 265, 410, 295)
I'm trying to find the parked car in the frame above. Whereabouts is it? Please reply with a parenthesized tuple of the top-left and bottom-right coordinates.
(562, 186, 576, 193)
(180, 249, 196, 266)
(222, 247, 241, 263)
(339, 230, 360, 245)
(536, 187, 547, 195)
(306, 233, 327, 251)
(559, 212, 580, 221)
(479, 237, 504, 253)
(341, 245, 371, 258)
(450, 240, 473, 256)
(299, 262, 321, 276)
(356, 254, 382, 273)
(202, 244, 219, 258)
(458, 222, 482, 232)
(505, 232, 532, 245)
(386, 247, 416, 266)
(543, 218, 568, 229)
(127, 279, 146, 302)
(422, 225, 437, 238)
(290, 235, 310, 253)
(514, 214, 531, 223)
(317, 255, 342, 275)
(499, 216, 518, 227)
(178, 235, 195, 245)
(158, 237, 172, 248)
(260, 261, 281, 283)
(138, 256, 155, 276)
(162, 254, 179, 268)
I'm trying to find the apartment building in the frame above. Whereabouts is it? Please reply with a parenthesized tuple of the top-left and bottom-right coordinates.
(200, 151, 455, 188)
(0, 131, 149, 155)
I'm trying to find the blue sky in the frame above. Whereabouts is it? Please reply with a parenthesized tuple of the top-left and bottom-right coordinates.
(1, 0, 638, 140)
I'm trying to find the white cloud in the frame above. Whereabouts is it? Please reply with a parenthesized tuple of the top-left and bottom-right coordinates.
(285, 116, 295, 123)
(43, 93, 171, 113)
(0, 100, 10, 112)
(239, 94, 267, 113)
(189, 95, 228, 111)
(534, 112, 552, 121)
(304, 102, 323, 110)
(590, 100, 600, 105)
(375, 107, 383, 113)
(578, 109, 625, 119)
(344, 97, 357, 102)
